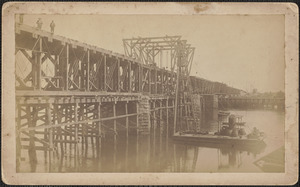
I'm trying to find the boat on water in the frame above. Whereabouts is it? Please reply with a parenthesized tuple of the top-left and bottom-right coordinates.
(173, 112, 266, 147)
(172, 137, 266, 154)
(173, 132, 265, 146)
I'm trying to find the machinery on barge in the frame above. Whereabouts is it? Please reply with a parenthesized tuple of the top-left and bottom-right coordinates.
(173, 112, 266, 146)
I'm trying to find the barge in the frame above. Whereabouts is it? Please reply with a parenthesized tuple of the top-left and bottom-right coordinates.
(173, 113, 266, 147)
(173, 132, 265, 147)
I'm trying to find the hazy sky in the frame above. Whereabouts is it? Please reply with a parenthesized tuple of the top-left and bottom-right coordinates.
(21, 14, 285, 92)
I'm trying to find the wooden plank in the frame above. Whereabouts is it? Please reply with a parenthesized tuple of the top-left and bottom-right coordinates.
(16, 90, 141, 97)
(21, 145, 47, 151)
(20, 112, 140, 132)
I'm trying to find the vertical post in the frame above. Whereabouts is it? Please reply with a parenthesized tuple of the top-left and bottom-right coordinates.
(139, 65, 142, 92)
(160, 50, 162, 68)
(125, 101, 129, 170)
(128, 61, 132, 92)
(87, 50, 90, 91)
(91, 110, 96, 158)
(96, 101, 101, 158)
(84, 105, 88, 158)
(80, 104, 84, 156)
(172, 99, 175, 134)
(180, 98, 183, 128)
(16, 104, 21, 172)
(113, 101, 117, 169)
(166, 98, 169, 136)
(154, 69, 157, 94)
(113, 101, 117, 143)
(125, 101, 129, 138)
(31, 50, 37, 89)
(104, 55, 107, 91)
(63, 106, 67, 157)
(161, 71, 164, 94)
(54, 55, 59, 86)
(173, 67, 180, 135)
(153, 102, 156, 157)
(136, 100, 139, 134)
(66, 44, 69, 91)
(153, 101, 156, 130)
(28, 106, 37, 170)
(135, 101, 139, 166)
(43, 121, 48, 163)
(37, 37, 42, 90)
(55, 104, 64, 162)
(117, 58, 120, 92)
(68, 106, 72, 159)
(47, 103, 53, 171)
(160, 99, 163, 133)
(74, 101, 79, 168)
(148, 69, 151, 93)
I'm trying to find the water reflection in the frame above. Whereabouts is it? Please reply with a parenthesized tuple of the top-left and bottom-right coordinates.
(18, 110, 284, 173)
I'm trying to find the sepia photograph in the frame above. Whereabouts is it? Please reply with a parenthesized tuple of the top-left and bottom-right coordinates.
(2, 2, 298, 185)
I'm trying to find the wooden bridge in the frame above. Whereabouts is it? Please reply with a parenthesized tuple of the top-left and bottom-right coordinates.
(219, 97, 285, 110)
(15, 22, 242, 172)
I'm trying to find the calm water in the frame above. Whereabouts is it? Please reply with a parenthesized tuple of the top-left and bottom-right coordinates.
(18, 109, 285, 173)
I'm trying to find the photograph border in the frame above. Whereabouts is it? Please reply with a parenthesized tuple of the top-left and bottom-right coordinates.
(2, 2, 298, 185)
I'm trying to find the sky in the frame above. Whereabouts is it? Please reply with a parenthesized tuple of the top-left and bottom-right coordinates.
(20, 14, 285, 93)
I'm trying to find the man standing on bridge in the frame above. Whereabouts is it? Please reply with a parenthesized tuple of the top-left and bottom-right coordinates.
(19, 14, 24, 24)
(36, 18, 43, 29)
(50, 20, 55, 34)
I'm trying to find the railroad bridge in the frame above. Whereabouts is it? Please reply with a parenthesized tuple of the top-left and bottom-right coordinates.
(15, 22, 242, 171)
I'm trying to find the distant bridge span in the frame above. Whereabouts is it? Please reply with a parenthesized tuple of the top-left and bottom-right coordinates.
(219, 97, 285, 110)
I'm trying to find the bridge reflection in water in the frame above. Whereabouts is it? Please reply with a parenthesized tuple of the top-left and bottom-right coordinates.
(17, 109, 284, 173)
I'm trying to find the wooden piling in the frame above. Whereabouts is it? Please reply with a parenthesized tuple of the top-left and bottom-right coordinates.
(16, 104, 21, 171)
(96, 102, 101, 158)
(125, 102, 129, 138)
(136, 101, 139, 135)
(159, 99, 163, 133)
(28, 106, 37, 167)
(47, 104, 53, 171)
(84, 105, 88, 158)
(166, 98, 169, 136)
(74, 101, 79, 168)
(136, 101, 139, 166)
(113, 101, 117, 169)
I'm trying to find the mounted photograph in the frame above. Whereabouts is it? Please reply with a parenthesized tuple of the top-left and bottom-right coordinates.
(2, 2, 298, 185)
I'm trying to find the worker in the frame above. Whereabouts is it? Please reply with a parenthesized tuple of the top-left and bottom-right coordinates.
(50, 20, 55, 33)
(19, 14, 24, 24)
(252, 127, 260, 138)
(36, 18, 43, 29)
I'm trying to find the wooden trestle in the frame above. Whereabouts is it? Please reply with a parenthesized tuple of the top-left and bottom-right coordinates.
(15, 23, 241, 171)
(15, 23, 183, 172)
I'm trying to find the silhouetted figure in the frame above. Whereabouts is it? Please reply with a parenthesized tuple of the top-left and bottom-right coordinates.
(50, 20, 55, 33)
(36, 18, 43, 29)
(19, 14, 24, 24)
